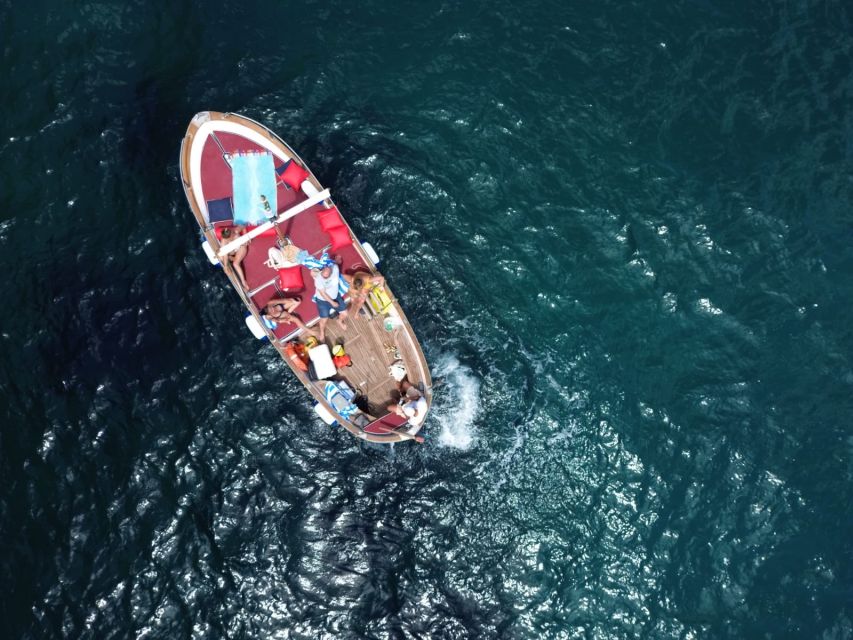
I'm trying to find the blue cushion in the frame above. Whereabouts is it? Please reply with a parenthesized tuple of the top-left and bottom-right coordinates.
(276, 160, 293, 189)
(207, 197, 233, 224)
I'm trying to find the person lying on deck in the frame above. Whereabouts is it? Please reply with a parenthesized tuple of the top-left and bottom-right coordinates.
(387, 381, 428, 426)
(311, 264, 348, 342)
(260, 297, 317, 337)
(220, 225, 249, 290)
(343, 271, 385, 317)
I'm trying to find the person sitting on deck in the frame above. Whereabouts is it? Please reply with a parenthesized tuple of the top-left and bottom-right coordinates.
(343, 271, 385, 317)
(260, 297, 317, 337)
(311, 263, 348, 342)
(387, 381, 428, 426)
(220, 225, 249, 290)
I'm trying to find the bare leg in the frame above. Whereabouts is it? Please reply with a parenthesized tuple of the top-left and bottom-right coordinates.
(223, 258, 238, 288)
(338, 309, 349, 332)
(386, 403, 405, 416)
(232, 262, 248, 290)
(232, 248, 249, 290)
(285, 313, 317, 338)
(318, 317, 328, 342)
(349, 296, 366, 317)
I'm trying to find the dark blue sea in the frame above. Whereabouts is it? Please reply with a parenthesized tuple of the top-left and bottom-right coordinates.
(2, 1, 852, 638)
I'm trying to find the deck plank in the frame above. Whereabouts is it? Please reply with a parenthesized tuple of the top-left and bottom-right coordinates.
(314, 301, 434, 418)
(321, 309, 400, 414)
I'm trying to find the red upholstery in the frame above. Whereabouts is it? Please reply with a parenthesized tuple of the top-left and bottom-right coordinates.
(199, 129, 367, 341)
(248, 225, 277, 238)
(364, 412, 409, 434)
(277, 267, 304, 291)
(215, 225, 277, 240)
(327, 226, 352, 250)
(281, 162, 309, 190)
(317, 206, 345, 231)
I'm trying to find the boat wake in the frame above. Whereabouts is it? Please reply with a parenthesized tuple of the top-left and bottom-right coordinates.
(430, 354, 480, 450)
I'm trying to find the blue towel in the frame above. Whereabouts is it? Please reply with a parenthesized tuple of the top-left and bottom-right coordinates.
(324, 381, 358, 419)
(231, 152, 277, 225)
(299, 249, 333, 271)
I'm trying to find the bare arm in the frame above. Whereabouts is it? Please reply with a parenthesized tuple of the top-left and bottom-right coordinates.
(317, 287, 338, 306)
(284, 312, 317, 337)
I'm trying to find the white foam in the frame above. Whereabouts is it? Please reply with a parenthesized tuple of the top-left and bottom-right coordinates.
(697, 297, 723, 315)
(430, 354, 480, 450)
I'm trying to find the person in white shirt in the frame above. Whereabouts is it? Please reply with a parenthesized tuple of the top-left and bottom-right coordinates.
(311, 263, 349, 342)
(387, 381, 428, 425)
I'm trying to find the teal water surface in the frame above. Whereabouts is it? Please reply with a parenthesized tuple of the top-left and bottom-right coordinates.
(1, 1, 852, 638)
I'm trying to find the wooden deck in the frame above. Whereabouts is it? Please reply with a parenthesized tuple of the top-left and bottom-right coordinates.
(310, 305, 412, 417)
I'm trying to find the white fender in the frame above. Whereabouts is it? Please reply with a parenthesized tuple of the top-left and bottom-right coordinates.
(202, 240, 219, 265)
(362, 242, 380, 266)
(314, 401, 337, 426)
(300, 179, 320, 198)
(244, 314, 268, 340)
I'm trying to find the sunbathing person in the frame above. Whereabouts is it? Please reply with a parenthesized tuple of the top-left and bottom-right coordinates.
(220, 225, 249, 290)
(386, 380, 428, 426)
(343, 271, 385, 317)
(264, 295, 300, 317)
(311, 263, 349, 342)
(261, 297, 316, 336)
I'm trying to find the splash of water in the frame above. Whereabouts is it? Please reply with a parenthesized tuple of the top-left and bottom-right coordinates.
(430, 354, 480, 449)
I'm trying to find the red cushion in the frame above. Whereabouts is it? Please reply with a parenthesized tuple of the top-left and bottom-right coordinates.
(327, 225, 352, 251)
(277, 267, 304, 291)
(281, 161, 309, 190)
(317, 207, 345, 231)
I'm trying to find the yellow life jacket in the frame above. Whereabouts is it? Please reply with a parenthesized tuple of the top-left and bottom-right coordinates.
(368, 285, 393, 314)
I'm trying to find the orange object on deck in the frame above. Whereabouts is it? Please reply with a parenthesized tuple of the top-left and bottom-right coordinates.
(285, 342, 309, 371)
(333, 354, 353, 368)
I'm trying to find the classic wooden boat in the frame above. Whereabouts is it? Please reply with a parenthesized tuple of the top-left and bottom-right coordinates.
(179, 112, 431, 443)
